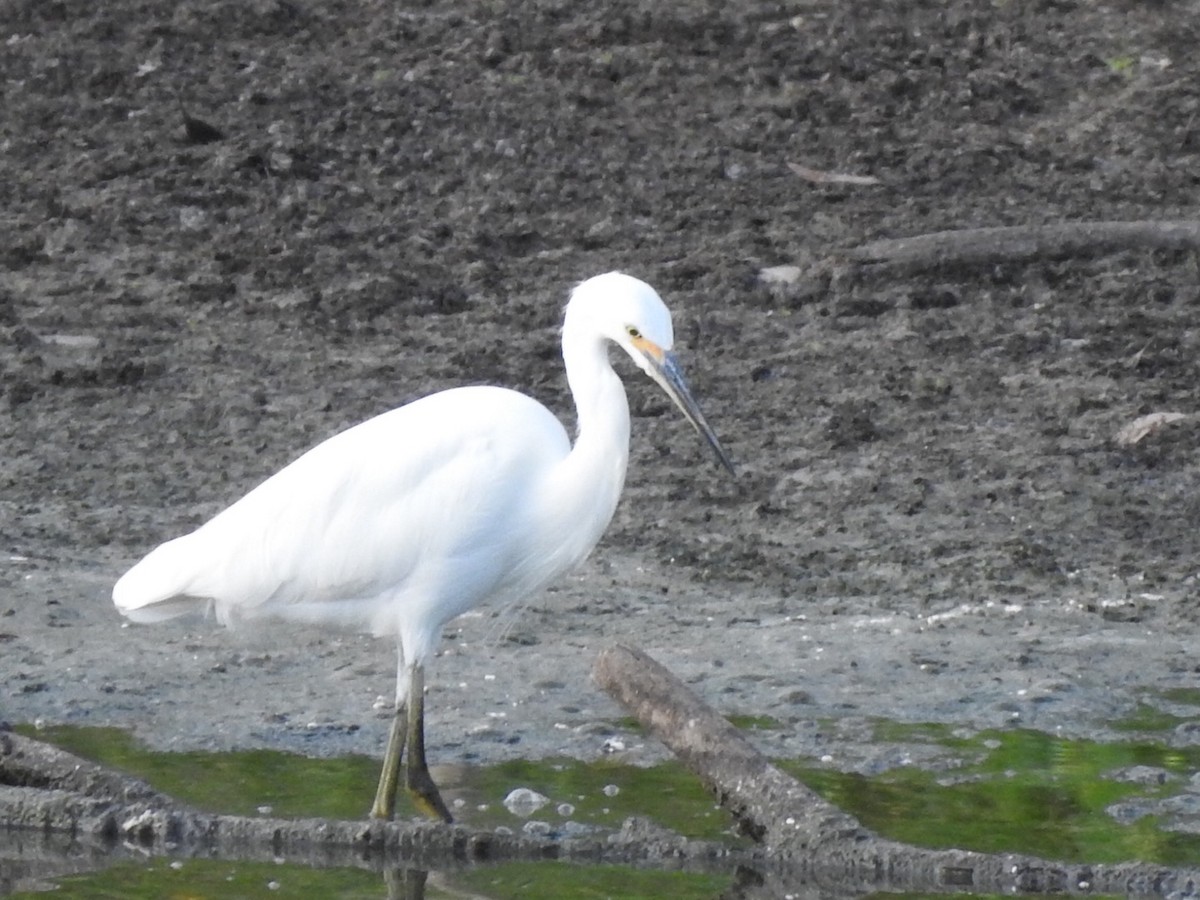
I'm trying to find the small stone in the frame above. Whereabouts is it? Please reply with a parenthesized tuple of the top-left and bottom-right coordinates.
(503, 787, 549, 817)
(759, 265, 802, 285)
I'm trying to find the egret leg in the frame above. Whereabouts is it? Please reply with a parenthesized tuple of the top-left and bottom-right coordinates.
(369, 703, 407, 820)
(404, 663, 454, 823)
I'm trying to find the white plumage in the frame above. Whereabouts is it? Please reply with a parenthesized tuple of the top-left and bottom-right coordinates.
(113, 272, 734, 822)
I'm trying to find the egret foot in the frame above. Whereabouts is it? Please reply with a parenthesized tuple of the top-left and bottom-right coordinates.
(404, 662, 454, 823)
(406, 764, 453, 823)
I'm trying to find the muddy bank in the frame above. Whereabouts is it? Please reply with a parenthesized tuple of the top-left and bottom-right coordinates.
(3, 0, 1200, 798)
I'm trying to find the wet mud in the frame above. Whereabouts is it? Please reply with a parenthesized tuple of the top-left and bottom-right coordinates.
(3, 0, 1200, 798)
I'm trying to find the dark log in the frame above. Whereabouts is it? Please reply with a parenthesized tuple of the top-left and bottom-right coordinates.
(591, 643, 865, 849)
(0, 727, 170, 806)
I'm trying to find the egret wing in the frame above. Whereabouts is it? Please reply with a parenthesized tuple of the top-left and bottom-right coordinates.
(114, 386, 570, 635)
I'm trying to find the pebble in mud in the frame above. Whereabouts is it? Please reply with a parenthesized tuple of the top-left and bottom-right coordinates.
(503, 788, 550, 817)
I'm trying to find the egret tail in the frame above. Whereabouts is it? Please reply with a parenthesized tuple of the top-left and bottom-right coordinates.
(112, 535, 210, 623)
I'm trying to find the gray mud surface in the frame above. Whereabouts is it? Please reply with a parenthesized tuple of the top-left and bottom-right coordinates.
(3, 0, 1200, 794)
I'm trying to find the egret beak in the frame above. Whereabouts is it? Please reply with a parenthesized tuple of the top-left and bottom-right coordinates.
(634, 338, 736, 476)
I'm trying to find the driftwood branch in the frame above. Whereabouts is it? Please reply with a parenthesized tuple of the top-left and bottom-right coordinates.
(0, 728, 740, 883)
(592, 643, 1200, 897)
(787, 161, 881, 186)
(833, 220, 1200, 273)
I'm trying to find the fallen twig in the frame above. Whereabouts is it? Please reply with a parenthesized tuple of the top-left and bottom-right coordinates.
(1114, 411, 1191, 447)
(787, 161, 881, 186)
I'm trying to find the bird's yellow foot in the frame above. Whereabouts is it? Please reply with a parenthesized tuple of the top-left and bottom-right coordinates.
(407, 767, 453, 823)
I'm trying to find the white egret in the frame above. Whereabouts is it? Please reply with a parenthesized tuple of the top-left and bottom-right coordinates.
(112, 272, 735, 822)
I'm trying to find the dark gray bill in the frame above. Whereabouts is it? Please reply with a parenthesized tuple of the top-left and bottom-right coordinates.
(648, 351, 736, 476)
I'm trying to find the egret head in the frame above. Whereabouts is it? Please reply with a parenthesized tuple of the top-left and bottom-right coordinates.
(568, 272, 736, 476)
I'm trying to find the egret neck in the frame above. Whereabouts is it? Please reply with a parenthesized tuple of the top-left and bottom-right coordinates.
(545, 307, 632, 563)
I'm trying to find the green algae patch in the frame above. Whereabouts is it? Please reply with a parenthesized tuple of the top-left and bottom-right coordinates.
(783, 726, 1200, 865)
(1111, 703, 1194, 734)
(12, 724, 735, 839)
(14, 724, 380, 820)
(1158, 687, 1200, 707)
(725, 713, 784, 731)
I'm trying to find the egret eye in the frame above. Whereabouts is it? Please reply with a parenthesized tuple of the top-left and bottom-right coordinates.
(626, 325, 642, 339)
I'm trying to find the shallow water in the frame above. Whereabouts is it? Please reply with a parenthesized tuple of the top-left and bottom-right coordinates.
(5, 721, 1198, 898)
